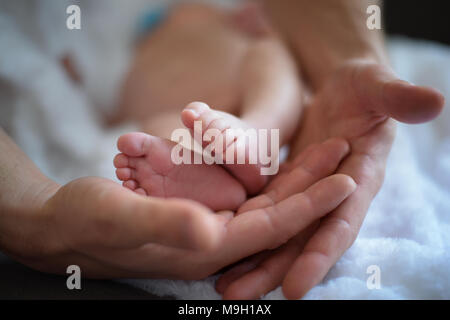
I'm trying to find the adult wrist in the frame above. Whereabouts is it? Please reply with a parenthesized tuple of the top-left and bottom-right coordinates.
(0, 177, 61, 262)
(263, 0, 389, 89)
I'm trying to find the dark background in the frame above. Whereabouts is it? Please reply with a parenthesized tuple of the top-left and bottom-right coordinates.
(384, 0, 450, 45)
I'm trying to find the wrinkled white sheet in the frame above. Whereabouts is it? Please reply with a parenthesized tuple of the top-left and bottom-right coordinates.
(1, 0, 449, 299)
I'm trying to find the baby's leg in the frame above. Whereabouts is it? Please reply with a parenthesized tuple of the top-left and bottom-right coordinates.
(140, 111, 185, 140)
(238, 30, 302, 145)
(180, 6, 302, 194)
(114, 132, 246, 211)
(230, 3, 302, 143)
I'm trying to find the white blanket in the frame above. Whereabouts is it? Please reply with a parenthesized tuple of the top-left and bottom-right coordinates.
(1, 0, 449, 299)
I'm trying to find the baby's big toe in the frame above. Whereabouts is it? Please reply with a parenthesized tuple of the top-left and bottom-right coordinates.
(181, 101, 233, 136)
(117, 132, 152, 157)
(181, 101, 210, 129)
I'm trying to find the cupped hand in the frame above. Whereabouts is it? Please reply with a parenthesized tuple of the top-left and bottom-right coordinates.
(216, 59, 445, 299)
(16, 137, 355, 281)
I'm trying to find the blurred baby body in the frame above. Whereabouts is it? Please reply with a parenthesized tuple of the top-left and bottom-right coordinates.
(113, 1, 302, 210)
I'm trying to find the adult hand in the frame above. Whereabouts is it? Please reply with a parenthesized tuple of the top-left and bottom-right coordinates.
(216, 59, 445, 299)
(3, 137, 355, 281)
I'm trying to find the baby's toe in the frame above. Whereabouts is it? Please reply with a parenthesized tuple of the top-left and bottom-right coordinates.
(182, 102, 231, 134)
(123, 179, 138, 190)
(182, 102, 242, 157)
(113, 153, 129, 168)
(115, 167, 134, 181)
(181, 101, 210, 128)
(134, 188, 148, 196)
(117, 132, 152, 157)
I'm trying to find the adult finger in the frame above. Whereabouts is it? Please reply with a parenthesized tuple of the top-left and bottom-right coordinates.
(237, 138, 349, 214)
(222, 174, 356, 263)
(215, 250, 272, 294)
(349, 61, 444, 124)
(218, 222, 317, 299)
(282, 153, 381, 299)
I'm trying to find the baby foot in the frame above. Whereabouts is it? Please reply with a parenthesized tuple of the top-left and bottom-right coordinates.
(114, 132, 246, 211)
(181, 102, 273, 195)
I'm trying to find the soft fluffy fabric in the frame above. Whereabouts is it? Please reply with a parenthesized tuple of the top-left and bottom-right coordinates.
(0, 0, 449, 299)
